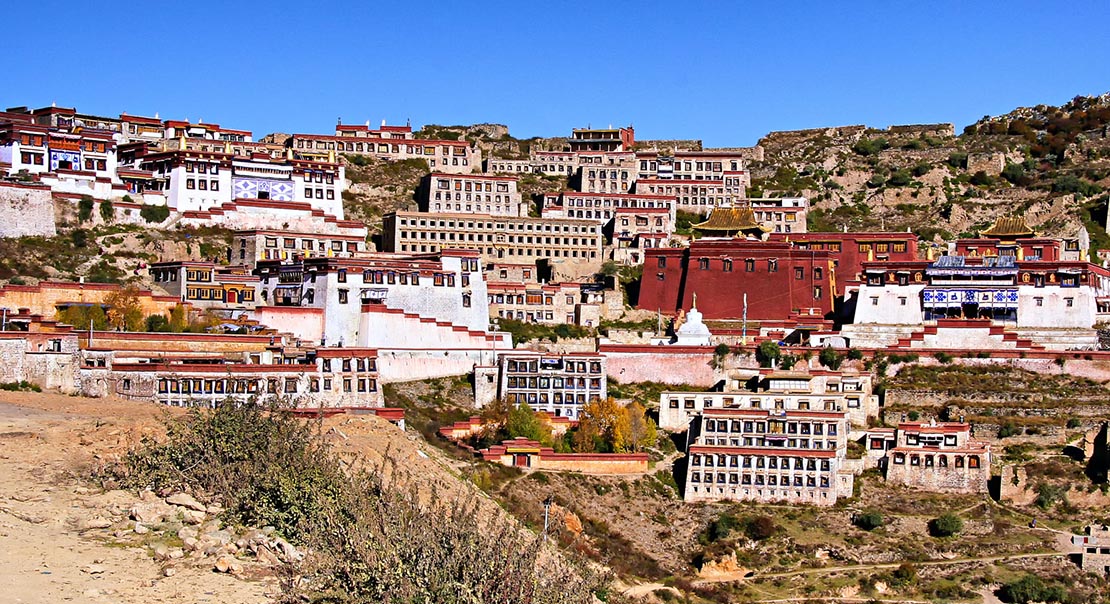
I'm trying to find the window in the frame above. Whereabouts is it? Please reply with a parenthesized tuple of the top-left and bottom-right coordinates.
(1035, 297, 1043, 307)
(338, 289, 349, 304)
(657, 257, 666, 269)
(1066, 297, 1074, 308)
(722, 259, 732, 272)
(795, 267, 804, 280)
(698, 258, 709, 270)
(745, 259, 755, 272)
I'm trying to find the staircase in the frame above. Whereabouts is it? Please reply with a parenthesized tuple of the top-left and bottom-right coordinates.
(360, 305, 510, 350)
(891, 319, 1045, 351)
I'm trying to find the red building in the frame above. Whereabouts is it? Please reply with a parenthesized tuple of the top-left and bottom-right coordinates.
(769, 232, 920, 296)
(639, 238, 835, 321)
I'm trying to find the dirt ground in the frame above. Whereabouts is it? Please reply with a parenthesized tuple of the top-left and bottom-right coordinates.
(0, 392, 275, 603)
(0, 390, 512, 604)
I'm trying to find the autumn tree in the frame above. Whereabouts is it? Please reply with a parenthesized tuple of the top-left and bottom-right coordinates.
(624, 401, 658, 452)
(572, 399, 634, 450)
(168, 304, 188, 332)
(57, 304, 108, 330)
(104, 286, 145, 331)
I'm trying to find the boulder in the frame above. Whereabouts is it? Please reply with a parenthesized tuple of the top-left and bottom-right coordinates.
(165, 492, 206, 512)
(214, 554, 242, 574)
(181, 509, 206, 525)
(129, 500, 174, 525)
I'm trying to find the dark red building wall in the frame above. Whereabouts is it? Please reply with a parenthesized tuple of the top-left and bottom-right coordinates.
(771, 233, 919, 293)
(640, 241, 834, 320)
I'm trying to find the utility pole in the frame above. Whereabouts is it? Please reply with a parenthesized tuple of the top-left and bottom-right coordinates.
(741, 294, 748, 345)
(542, 495, 554, 542)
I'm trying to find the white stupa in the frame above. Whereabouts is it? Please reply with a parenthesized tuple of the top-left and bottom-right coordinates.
(674, 293, 712, 346)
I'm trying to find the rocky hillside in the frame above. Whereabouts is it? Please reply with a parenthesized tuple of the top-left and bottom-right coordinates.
(749, 93, 1110, 253)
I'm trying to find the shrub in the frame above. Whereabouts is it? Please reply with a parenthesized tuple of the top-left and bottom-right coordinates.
(110, 402, 601, 603)
(998, 574, 1068, 604)
(78, 195, 94, 222)
(0, 380, 41, 392)
(819, 347, 843, 370)
(99, 200, 114, 222)
(887, 169, 912, 187)
(934, 351, 954, 364)
(998, 423, 1020, 438)
(969, 171, 994, 186)
(946, 152, 967, 169)
(928, 513, 963, 537)
(1034, 482, 1067, 510)
(743, 515, 778, 541)
(847, 348, 863, 361)
(140, 204, 171, 223)
(854, 510, 884, 531)
(852, 138, 889, 156)
(1066, 418, 1081, 429)
(756, 341, 781, 367)
(144, 314, 170, 332)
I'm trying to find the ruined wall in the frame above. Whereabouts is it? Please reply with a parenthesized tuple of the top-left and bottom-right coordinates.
(0, 183, 57, 238)
(967, 152, 1005, 176)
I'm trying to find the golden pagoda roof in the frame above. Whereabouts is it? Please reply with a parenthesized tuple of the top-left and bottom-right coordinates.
(980, 216, 1034, 238)
(692, 206, 770, 234)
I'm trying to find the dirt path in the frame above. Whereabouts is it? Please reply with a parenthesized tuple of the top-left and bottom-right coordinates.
(0, 392, 276, 604)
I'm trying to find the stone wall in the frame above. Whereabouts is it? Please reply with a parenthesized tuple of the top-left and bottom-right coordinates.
(601, 345, 719, 387)
(0, 183, 56, 238)
(886, 458, 989, 494)
(967, 152, 1005, 176)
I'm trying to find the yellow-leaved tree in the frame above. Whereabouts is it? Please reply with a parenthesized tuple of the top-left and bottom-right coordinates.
(574, 398, 656, 453)
(104, 286, 145, 332)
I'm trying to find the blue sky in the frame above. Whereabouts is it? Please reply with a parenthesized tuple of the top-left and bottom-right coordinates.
(3, 1, 1108, 146)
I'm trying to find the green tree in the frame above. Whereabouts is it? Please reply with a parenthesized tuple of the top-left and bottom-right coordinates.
(145, 314, 170, 332)
(756, 341, 781, 368)
(505, 403, 551, 444)
(929, 513, 963, 537)
(99, 199, 114, 223)
(819, 347, 843, 370)
(78, 195, 95, 222)
(573, 397, 626, 453)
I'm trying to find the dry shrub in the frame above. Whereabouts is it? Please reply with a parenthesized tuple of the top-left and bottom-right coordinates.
(108, 401, 603, 604)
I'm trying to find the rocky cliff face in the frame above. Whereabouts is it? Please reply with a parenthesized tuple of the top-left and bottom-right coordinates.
(748, 94, 1110, 249)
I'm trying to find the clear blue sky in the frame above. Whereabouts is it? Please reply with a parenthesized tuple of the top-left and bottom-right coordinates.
(4, 1, 1108, 147)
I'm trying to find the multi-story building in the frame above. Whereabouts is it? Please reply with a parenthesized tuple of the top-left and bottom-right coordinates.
(108, 347, 382, 408)
(542, 191, 676, 226)
(135, 149, 344, 215)
(748, 197, 809, 234)
(232, 229, 369, 265)
(335, 121, 414, 140)
(579, 152, 636, 193)
(149, 261, 260, 310)
(635, 151, 749, 183)
(659, 369, 878, 430)
(496, 353, 606, 419)
(883, 422, 990, 494)
(382, 211, 604, 278)
(288, 132, 480, 174)
(680, 369, 856, 506)
(1075, 525, 1110, 576)
(634, 178, 735, 213)
(843, 218, 1110, 350)
(254, 250, 489, 345)
(486, 151, 580, 177)
(487, 281, 611, 327)
(639, 209, 835, 322)
(569, 126, 634, 153)
(770, 232, 919, 295)
(422, 173, 526, 217)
